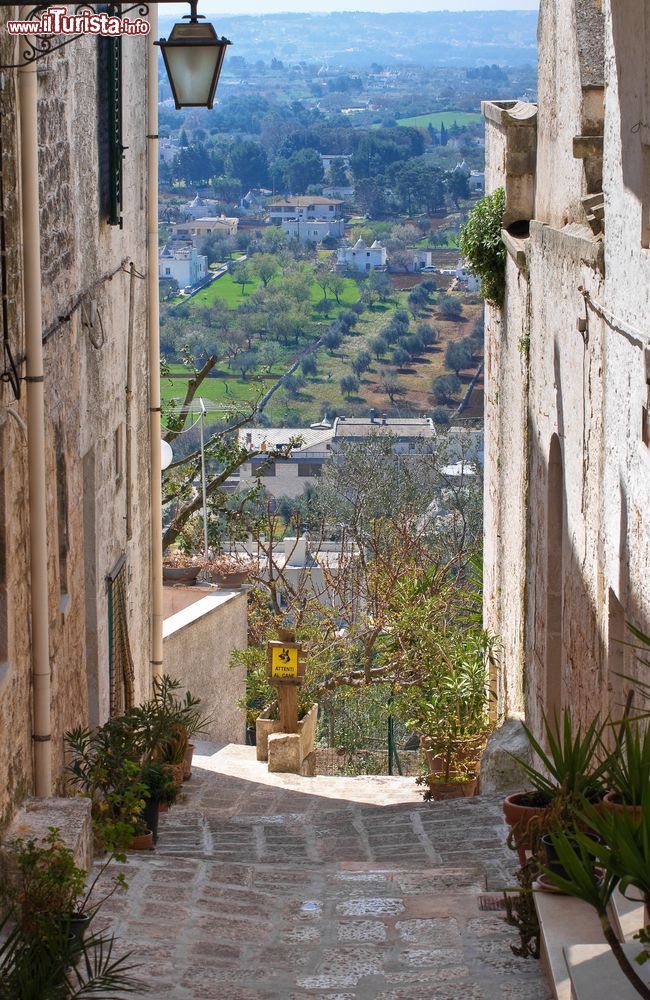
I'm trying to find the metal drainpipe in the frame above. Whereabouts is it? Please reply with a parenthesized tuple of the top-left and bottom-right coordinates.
(125, 262, 135, 541)
(18, 6, 51, 795)
(147, 4, 163, 683)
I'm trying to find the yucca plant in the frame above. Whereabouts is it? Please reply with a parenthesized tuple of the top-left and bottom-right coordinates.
(0, 910, 145, 999)
(515, 710, 610, 805)
(544, 792, 650, 999)
(606, 717, 650, 807)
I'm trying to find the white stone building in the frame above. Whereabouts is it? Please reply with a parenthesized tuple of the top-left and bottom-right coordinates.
(236, 427, 334, 499)
(268, 196, 344, 224)
(159, 243, 208, 288)
(282, 217, 345, 244)
(336, 239, 387, 273)
(172, 215, 239, 243)
(482, 0, 650, 736)
(179, 193, 222, 219)
(332, 415, 436, 451)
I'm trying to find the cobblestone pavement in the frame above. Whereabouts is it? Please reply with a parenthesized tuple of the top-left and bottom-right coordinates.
(96, 744, 551, 1000)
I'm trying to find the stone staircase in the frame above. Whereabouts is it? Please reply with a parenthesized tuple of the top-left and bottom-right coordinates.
(536, 885, 649, 999)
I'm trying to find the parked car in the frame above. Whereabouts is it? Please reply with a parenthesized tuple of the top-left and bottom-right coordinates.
(420, 266, 437, 273)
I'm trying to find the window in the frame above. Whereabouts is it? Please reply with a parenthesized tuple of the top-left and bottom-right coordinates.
(298, 463, 322, 477)
(165, 267, 171, 276)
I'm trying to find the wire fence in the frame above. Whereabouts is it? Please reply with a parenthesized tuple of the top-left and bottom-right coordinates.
(313, 684, 423, 777)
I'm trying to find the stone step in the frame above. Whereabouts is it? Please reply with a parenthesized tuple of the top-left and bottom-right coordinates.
(609, 886, 646, 943)
(535, 890, 605, 1000)
(565, 942, 650, 1000)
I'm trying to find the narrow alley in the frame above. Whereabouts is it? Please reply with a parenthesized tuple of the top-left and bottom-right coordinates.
(96, 745, 551, 1000)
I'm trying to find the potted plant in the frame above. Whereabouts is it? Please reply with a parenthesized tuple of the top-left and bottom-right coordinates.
(3, 826, 128, 943)
(404, 631, 494, 801)
(141, 760, 177, 845)
(503, 711, 609, 864)
(136, 673, 212, 783)
(162, 551, 204, 583)
(0, 829, 137, 997)
(603, 716, 650, 819)
(65, 720, 150, 853)
(201, 553, 256, 589)
(542, 792, 650, 999)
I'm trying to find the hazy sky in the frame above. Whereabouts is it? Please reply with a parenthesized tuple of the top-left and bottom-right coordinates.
(162, 1, 538, 14)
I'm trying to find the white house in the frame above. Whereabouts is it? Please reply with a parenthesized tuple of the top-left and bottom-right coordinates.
(332, 415, 436, 451)
(171, 216, 238, 243)
(179, 193, 222, 219)
(267, 196, 343, 224)
(159, 244, 208, 288)
(469, 171, 485, 195)
(320, 154, 351, 173)
(336, 238, 387, 273)
(454, 261, 480, 292)
(282, 217, 345, 243)
(239, 189, 272, 213)
(236, 427, 335, 498)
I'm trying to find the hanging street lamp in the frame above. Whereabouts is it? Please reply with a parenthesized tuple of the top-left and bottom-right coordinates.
(155, 0, 232, 110)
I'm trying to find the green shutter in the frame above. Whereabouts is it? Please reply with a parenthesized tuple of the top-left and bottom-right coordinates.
(107, 28, 123, 227)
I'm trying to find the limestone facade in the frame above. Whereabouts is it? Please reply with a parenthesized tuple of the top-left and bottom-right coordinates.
(483, 0, 650, 736)
(0, 11, 152, 829)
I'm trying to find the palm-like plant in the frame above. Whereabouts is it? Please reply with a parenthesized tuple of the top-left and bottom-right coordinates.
(515, 710, 609, 805)
(544, 792, 650, 999)
(606, 718, 650, 807)
(0, 911, 144, 999)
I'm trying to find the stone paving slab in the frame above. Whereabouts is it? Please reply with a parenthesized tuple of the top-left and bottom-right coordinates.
(92, 744, 551, 999)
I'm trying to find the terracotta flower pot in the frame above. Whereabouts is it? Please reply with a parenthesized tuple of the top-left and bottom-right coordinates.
(183, 742, 195, 780)
(427, 776, 478, 800)
(129, 829, 154, 851)
(603, 790, 643, 820)
(503, 791, 552, 865)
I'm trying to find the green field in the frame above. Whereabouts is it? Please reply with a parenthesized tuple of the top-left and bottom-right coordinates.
(397, 111, 482, 129)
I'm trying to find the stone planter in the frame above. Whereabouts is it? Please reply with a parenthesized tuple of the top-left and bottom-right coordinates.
(268, 703, 319, 776)
(210, 571, 249, 589)
(163, 565, 201, 584)
(255, 706, 283, 762)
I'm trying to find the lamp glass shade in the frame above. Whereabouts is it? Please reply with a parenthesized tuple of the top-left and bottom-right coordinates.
(157, 22, 231, 109)
(160, 439, 174, 470)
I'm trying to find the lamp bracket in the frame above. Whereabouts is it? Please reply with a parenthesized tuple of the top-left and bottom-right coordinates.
(0, 4, 150, 70)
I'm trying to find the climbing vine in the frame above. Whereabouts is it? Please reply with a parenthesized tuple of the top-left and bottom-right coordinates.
(459, 187, 507, 307)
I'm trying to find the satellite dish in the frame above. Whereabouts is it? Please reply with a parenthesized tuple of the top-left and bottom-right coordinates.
(160, 439, 174, 471)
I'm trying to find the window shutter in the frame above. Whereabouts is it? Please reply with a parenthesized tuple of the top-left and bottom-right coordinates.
(97, 7, 123, 227)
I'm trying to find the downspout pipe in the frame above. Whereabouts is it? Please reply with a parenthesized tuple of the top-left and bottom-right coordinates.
(18, 6, 51, 795)
(147, 5, 163, 683)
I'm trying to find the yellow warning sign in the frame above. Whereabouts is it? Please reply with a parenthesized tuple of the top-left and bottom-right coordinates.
(271, 645, 299, 679)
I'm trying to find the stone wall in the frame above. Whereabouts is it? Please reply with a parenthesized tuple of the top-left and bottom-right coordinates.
(163, 591, 247, 745)
(0, 14, 151, 828)
(483, 0, 650, 738)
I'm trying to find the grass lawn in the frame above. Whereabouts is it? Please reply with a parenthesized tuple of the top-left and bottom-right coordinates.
(397, 111, 482, 129)
(186, 272, 262, 309)
(308, 276, 359, 318)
